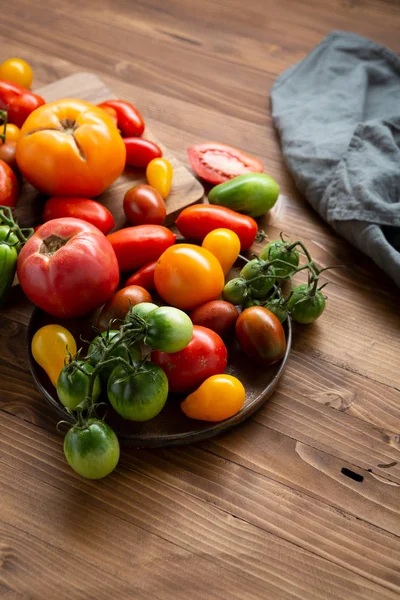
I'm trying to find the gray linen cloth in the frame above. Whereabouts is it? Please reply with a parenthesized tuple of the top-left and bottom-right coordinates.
(271, 31, 400, 287)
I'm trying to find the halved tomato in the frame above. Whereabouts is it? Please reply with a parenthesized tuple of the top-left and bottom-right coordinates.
(187, 142, 263, 184)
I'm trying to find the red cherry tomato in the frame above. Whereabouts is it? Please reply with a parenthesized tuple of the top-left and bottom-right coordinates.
(124, 138, 162, 168)
(235, 306, 286, 365)
(123, 184, 166, 226)
(190, 300, 239, 338)
(96, 285, 152, 331)
(0, 80, 45, 128)
(17, 218, 119, 318)
(187, 142, 263, 184)
(107, 225, 176, 272)
(152, 325, 228, 393)
(125, 260, 157, 291)
(98, 100, 145, 137)
(175, 204, 258, 251)
(43, 197, 115, 235)
(0, 159, 18, 207)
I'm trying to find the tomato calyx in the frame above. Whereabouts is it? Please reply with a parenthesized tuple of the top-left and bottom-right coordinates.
(39, 234, 69, 256)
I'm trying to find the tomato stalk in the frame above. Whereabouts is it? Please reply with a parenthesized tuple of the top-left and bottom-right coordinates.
(0, 205, 34, 244)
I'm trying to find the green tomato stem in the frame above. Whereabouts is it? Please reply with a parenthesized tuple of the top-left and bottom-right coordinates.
(0, 110, 7, 144)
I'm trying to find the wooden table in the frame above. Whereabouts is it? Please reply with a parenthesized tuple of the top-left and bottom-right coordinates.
(1, 1, 399, 598)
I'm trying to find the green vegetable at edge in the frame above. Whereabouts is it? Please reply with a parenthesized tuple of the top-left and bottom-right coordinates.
(208, 173, 280, 218)
(0, 226, 18, 306)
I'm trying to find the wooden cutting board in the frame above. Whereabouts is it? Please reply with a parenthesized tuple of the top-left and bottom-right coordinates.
(14, 72, 204, 229)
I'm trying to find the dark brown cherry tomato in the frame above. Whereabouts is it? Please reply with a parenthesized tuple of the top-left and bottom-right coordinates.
(190, 300, 239, 338)
(235, 306, 286, 365)
(96, 285, 152, 331)
(0, 141, 17, 171)
(124, 138, 162, 168)
(151, 325, 228, 393)
(125, 260, 157, 291)
(123, 184, 166, 226)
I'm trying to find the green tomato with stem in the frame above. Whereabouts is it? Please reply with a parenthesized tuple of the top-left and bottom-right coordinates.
(127, 302, 158, 321)
(57, 360, 101, 410)
(108, 362, 168, 421)
(64, 419, 120, 479)
(259, 240, 299, 277)
(88, 330, 141, 382)
(145, 306, 193, 353)
(222, 278, 248, 305)
(240, 259, 276, 298)
(287, 284, 326, 324)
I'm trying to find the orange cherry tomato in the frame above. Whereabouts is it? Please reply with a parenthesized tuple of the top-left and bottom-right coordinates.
(16, 99, 126, 197)
(154, 243, 225, 311)
(201, 228, 241, 275)
(180, 374, 245, 421)
(0, 58, 33, 88)
(0, 123, 20, 143)
(146, 158, 173, 199)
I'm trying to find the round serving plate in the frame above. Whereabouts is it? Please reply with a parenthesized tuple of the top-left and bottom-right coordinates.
(27, 253, 292, 448)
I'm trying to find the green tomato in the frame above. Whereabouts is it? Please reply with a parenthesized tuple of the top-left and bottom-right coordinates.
(57, 360, 101, 410)
(222, 278, 248, 305)
(127, 302, 159, 321)
(108, 362, 168, 421)
(259, 240, 299, 277)
(240, 259, 275, 298)
(145, 306, 193, 353)
(287, 284, 326, 324)
(263, 298, 288, 323)
(88, 330, 141, 382)
(64, 419, 120, 479)
(208, 173, 280, 218)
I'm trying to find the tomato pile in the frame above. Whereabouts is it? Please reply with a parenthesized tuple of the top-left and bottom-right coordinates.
(0, 58, 334, 480)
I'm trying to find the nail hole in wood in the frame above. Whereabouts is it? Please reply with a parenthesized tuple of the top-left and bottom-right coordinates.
(341, 468, 364, 482)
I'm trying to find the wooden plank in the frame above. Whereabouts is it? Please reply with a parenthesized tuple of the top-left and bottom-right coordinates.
(1, 410, 399, 600)
(14, 72, 204, 229)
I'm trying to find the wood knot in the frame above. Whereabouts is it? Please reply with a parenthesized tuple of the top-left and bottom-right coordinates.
(310, 389, 354, 412)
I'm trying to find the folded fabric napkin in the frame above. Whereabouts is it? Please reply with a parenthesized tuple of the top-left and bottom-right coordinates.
(271, 31, 400, 287)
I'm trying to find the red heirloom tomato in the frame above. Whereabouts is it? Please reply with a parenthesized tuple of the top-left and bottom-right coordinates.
(0, 159, 18, 207)
(175, 205, 258, 251)
(96, 285, 152, 331)
(125, 260, 157, 291)
(187, 142, 263, 184)
(17, 218, 119, 318)
(124, 138, 162, 168)
(152, 325, 228, 393)
(235, 306, 286, 365)
(0, 80, 45, 127)
(154, 243, 225, 311)
(123, 184, 166, 226)
(43, 197, 115, 235)
(190, 300, 239, 338)
(107, 225, 176, 272)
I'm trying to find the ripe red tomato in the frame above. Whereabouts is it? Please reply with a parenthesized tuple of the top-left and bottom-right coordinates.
(175, 205, 258, 251)
(43, 197, 115, 235)
(190, 300, 239, 338)
(125, 260, 157, 291)
(107, 225, 176, 272)
(235, 306, 286, 365)
(187, 142, 263, 184)
(152, 325, 228, 393)
(123, 185, 166, 226)
(17, 218, 119, 318)
(97, 285, 152, 331)
(154, 243, 225, 311)
(0, 159, 18, 207)
(124, 138, 162, 168)
(98, 100, 145, 137)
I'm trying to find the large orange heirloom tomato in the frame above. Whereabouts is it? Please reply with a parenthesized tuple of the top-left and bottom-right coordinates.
(16, 99, 126, 197)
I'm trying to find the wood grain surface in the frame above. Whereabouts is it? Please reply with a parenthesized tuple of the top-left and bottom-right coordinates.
(1, 0, 400, 598)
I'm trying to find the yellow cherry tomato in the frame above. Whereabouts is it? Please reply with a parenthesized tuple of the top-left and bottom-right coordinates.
(0, 123, 20, 143)
(202, 228, 241, 275)
(181, 374, 245, 421)
(31, 324, 77, 387)
(146, 158, 173, 199)
(0, 58, 33, 89)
